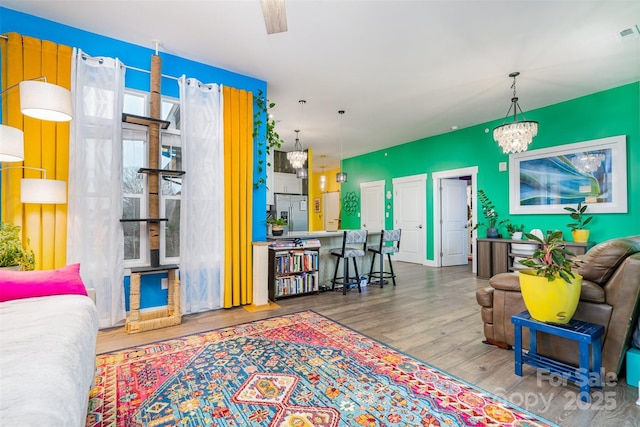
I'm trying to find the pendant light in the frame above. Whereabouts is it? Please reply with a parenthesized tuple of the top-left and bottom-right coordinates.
(493, 72, 538, 154)
(319, 155, 327, 192)
(336, 110, 347, 183)
(287, 100, 307, 169)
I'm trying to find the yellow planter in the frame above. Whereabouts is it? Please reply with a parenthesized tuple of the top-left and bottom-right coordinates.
(572, 229, 590, 243)
(518, 270, 582, 324)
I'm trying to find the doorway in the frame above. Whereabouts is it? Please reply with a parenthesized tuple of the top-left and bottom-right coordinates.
(432, 167, 478, 272)
(322, 191, 340, 231)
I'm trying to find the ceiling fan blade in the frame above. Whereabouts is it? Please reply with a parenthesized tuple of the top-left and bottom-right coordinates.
(260, 0, 288, 34)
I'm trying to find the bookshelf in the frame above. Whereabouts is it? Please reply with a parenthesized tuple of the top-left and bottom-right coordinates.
(268, 242, 320, 301)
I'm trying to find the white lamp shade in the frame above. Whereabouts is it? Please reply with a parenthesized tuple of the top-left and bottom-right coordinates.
(19, 81, 73, 122)
(20, 178, 67, 204)
(0, 125, 25, 162)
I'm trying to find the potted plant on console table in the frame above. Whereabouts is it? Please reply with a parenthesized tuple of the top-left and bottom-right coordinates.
(518, 231, 582, 324)
(473, 189, 508, 238)
(564, 201, 593, 243)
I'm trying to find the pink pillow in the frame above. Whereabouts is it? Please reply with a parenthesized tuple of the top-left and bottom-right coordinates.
(0, 263, 88, 302)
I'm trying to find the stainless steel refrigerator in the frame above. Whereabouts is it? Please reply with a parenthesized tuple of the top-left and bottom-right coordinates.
(274, 194, 308, 233)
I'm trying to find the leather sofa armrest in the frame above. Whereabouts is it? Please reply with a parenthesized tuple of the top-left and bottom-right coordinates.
(489, 272, 521, 292)
(476, 287, 493, 307)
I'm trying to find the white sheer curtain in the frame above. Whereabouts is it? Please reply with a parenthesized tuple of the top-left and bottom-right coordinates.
(178, 76, 224, 313)
(68, 49, 126, 328)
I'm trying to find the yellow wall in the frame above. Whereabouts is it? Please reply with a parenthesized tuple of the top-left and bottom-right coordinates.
(309, 165, 341, 231)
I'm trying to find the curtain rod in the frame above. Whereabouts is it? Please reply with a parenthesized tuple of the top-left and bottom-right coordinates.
(124, 64, 180, 81)
(79, 51, 180, 81)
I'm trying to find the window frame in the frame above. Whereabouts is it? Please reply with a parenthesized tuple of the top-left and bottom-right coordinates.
(122, 89, 182, 268)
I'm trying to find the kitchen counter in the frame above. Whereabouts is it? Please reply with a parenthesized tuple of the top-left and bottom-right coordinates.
(267, 230, 380, 240)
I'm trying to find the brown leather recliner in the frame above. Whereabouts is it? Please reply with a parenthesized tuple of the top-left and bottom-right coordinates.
(476, 235, 640, 376)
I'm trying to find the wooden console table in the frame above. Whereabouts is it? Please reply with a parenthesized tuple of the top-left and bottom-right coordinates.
(476, 238, 593, 279)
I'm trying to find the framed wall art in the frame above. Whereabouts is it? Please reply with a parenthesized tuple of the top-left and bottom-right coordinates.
(314, 197, 320, 213)
(509, 135, 627, 214)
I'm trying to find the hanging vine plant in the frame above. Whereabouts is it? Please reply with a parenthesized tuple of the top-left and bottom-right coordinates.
(253, 89, 284, 189)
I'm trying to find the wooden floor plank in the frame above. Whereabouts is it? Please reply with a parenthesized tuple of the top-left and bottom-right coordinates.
(96, 261, 640, 426)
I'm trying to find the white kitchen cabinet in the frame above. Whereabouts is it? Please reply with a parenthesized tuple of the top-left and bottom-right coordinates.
(273, 172, 302, 194)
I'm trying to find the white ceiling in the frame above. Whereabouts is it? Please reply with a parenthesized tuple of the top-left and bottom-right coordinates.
(4, 0, 640, 171)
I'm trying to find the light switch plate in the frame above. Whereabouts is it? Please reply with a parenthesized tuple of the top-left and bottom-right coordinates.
(499, 162, 507, 172)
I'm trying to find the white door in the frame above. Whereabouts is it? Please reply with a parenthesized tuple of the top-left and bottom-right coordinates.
(360, 180, 385, 232)
(393, 174, 427, 264)
(322, 191, 340, 231)
(441, 179, 469, 266)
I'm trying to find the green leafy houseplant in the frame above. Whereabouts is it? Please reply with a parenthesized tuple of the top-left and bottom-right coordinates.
(519, 231, 579, 283)
(0, 222, 35, 271)
(473, 189, 508, 234)
(506, 223, 525, 234)
(253, 90, 284, 189)
(564, 201, 593, 230)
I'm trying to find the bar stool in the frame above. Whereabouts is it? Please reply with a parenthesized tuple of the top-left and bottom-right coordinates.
(330, 230, 368, 295)
(368, 229, 401, 287)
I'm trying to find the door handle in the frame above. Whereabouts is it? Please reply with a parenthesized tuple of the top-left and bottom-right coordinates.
(418, 225, 423, 229)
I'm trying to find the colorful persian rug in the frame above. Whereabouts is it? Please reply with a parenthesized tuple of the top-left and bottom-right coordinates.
(87, 310, 556, 427)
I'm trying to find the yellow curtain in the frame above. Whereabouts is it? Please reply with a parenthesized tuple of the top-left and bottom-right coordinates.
(1, 33, 71, 270)
(223, 86, 254, 307)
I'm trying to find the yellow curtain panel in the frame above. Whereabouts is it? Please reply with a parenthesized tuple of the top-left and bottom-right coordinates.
(1, 33, 71, 270)
(223, 86, 254, 308)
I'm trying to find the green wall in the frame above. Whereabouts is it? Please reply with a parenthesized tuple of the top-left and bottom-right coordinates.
(341, 82, 640, 261)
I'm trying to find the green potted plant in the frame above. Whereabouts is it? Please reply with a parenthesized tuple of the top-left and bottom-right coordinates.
(266, 216, 288, 236)
(506, 223, 525, 240)
(473, 189, 508, 238)
(518, 231, 582, 324)
(0, 222, 36, 271)
(564, 201, 593, 243)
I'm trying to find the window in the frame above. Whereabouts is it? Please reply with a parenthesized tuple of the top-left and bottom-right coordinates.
(122, 91, 182, 266)
(122, 126, 148, 264)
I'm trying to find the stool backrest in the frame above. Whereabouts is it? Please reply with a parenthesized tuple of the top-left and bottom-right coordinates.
(342, 230, 368, 251)
(380, 229, 401, 251)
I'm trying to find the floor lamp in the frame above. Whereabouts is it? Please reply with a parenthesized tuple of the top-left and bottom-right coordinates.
(1, 77, 73, 162)
(1, 77, 72, 203)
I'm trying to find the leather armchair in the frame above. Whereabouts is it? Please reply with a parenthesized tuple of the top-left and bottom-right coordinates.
(476, 235, 640, 375)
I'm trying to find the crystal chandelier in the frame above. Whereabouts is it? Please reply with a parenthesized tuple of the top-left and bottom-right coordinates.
(287, 129, 306, 169)
(287, 100, 307, 169)
(493, 72, 538, 154)
(571, 152, 605, 173)
(336, 110, 347, 183)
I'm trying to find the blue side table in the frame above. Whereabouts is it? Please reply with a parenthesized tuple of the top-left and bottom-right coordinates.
(511, 311, 605, 402)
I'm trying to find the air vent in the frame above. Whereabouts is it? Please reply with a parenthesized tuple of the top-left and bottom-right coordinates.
(616, 25, 640, 42)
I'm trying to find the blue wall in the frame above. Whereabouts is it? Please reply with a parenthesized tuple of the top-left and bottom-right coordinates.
(1, 7, 269, 242)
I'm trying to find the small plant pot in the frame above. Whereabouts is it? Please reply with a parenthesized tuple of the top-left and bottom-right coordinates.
(511, 232, 523, 240)
(486, 227, 499, 238)
(272, 225, 284, 236)
(572, 229, 590, 243)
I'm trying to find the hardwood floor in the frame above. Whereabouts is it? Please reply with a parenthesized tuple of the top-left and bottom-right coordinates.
(97, 261, 640, 426)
